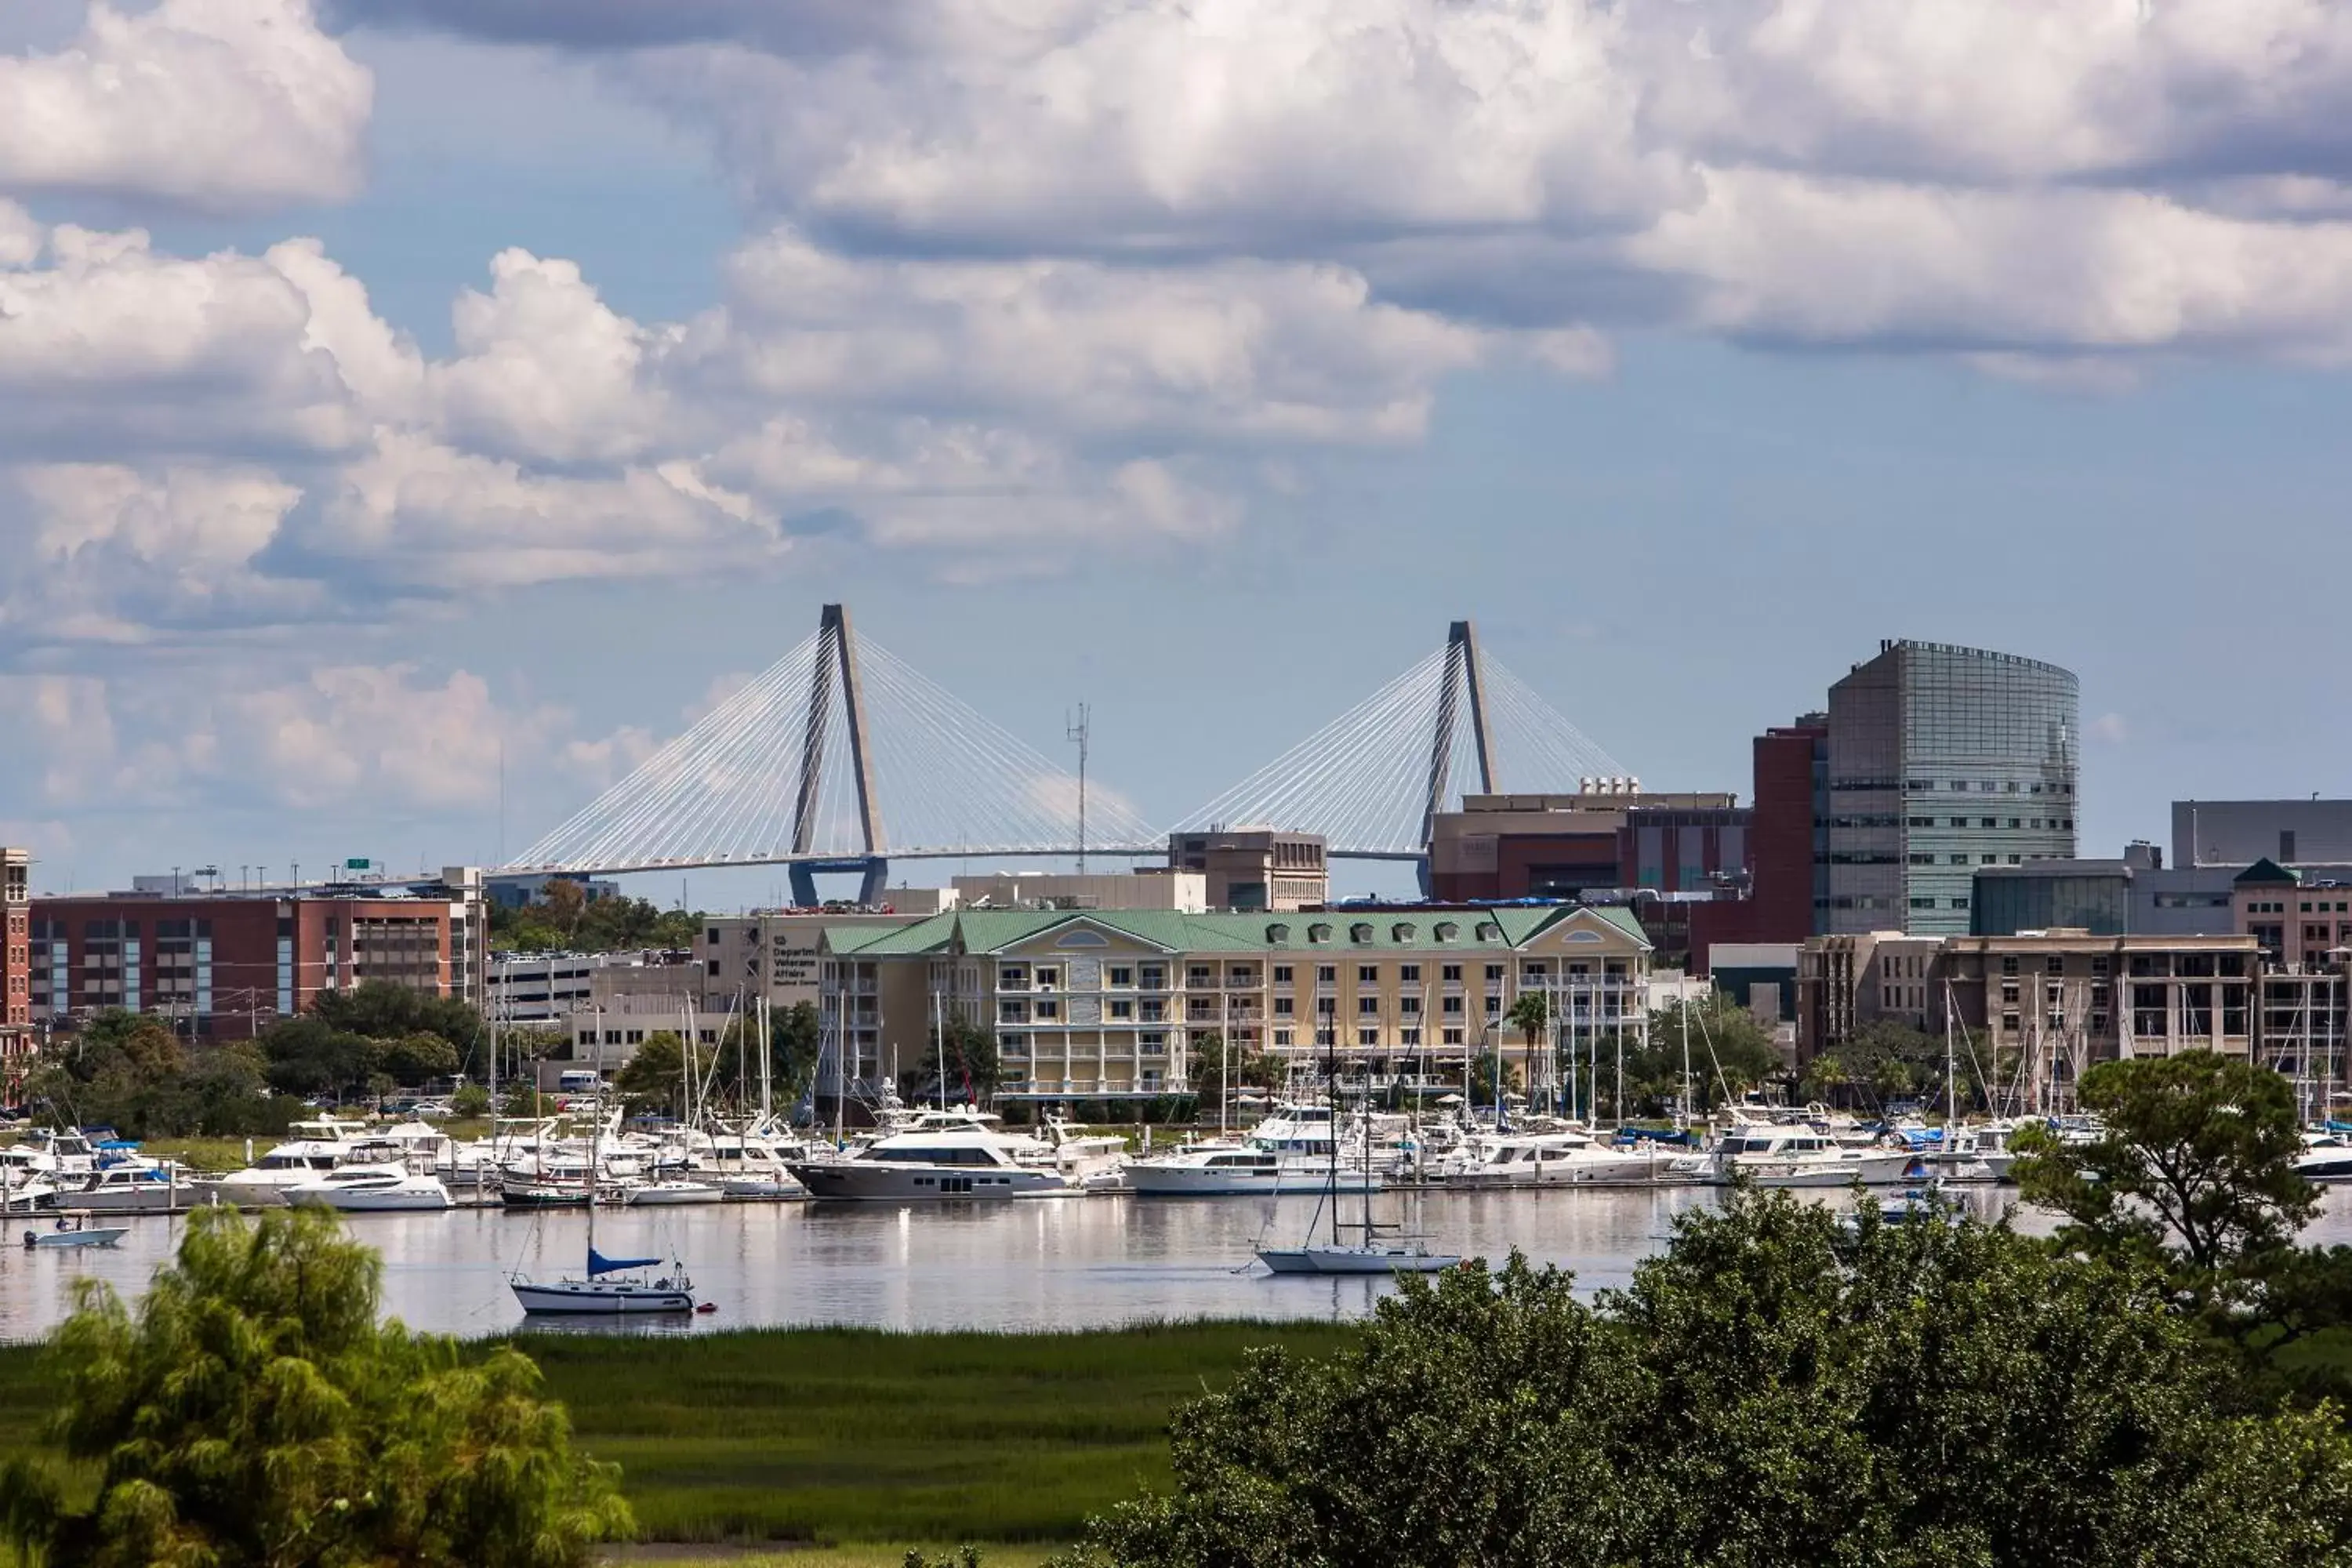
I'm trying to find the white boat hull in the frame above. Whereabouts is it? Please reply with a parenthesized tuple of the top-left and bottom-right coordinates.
(1126, 1164, 1381, 1196)
(623, 1182, 724, 1207)
(786, 1162, 1073, 1200)
(1258, 1244, 1461, 1276)
(720, 1177, 807, 1200)
(1716, 1151, 1919, 1187)
(286, 1187, 454, 1213)
(510, 1278, 695, 1315)
(1448, 1155, 1664, 1188)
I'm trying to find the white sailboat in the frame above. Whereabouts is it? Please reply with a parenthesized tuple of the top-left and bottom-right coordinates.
(1258, 1078, 1460, 1277)
(508, 1087, 699, 1316)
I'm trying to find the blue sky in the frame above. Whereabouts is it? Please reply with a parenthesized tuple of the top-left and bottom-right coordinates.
(5, 2, 2351, 905)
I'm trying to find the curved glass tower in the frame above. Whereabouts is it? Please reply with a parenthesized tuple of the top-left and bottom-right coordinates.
(1824, 641, 2079, 936)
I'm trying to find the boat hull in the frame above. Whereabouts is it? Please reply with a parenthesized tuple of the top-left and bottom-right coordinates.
(2297, 1154, 2352, 1182)
(510, 1279, 695, 1315)
(24, 1226, 128, 1249)
(499, 1183, 593, 1210)
(1126, 1164, 1380, 1196)
(1448, 1155, 1664, 1188)
(1258, 1245, 1461, 1276)
(1715, 1151, 1918, 1188)
(623, 1184, 724, 1207)
(285, 1189, 454, 1213)
(785, 1163, 1073, 1200)
(720, 1178, 806, 1200)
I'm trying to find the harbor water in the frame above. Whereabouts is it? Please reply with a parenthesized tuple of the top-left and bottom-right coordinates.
(15, 1184, 2352, 1341)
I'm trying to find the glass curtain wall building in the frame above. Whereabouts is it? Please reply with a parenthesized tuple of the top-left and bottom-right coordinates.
(1824, 641, 2080, 937)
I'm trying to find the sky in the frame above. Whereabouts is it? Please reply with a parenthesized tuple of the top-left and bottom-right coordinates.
(5, 0, 2352, 906)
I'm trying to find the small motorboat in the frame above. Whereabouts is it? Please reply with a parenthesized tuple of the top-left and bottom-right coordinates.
(25, 1218, 129, 1250)
(621, 1178, 724, 1207)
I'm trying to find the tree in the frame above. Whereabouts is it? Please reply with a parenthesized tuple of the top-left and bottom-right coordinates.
(1064, 1194, 2352, 1568)
(2016, 1051, 2320, 1308)
(20, 1013, 284, 1138)
(1188, 1031, 1276, 1112)
(713, 1003, 824, 1111)
(1653, 994, 1781, 1110)
(0, 1206, 631, 1567)
(913, 1017, 1001, 1105)
(379, 1031, 463, 1088)
(258, 1014, 380, 1101)
(612, 1031, 710, 1118)
(451, 1082, 493, 1118)
(311, 981, 482, 1059)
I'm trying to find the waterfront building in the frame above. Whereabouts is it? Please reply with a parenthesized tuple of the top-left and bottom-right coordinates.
(1688, 718, 1828, 971)
(818, 904, 1652, 1101)
(1798, 928, 2267, 1107)
(28, 867, 487, 1041)
(1823, 640, 2080, 938)
(554, 996, 725, 1087)
(1165, 829, 1330, 911)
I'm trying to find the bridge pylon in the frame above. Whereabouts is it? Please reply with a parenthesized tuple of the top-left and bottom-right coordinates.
(788, 604, 889, 905)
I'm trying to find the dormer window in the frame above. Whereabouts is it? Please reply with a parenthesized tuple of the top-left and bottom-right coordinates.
(1349, 923, 1374, 944)
(1266, 923, 1291, 943)
(1308, 923, 1332, 944)
(1475, 922, 1501, 941)
(1392, 923, 1415, 943)
(1434, 921, 1459, 942)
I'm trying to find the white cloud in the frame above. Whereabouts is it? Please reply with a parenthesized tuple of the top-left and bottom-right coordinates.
(0, 0, 372, 212)
(2090, 712, 2129, 744)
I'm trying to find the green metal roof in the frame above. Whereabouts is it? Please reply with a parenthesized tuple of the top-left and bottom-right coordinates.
(821, 903, 1650, 956)
(2234, 858, 2300, 887)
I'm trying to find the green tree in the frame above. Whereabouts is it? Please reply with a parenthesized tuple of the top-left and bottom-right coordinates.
(310, 980, 482, 1058)
(379, 1031, 463, 1088)
(0, 1206, 631, 1567)
(2016, 1051, 2320, 1308)
(1065, 1193, 2352, 1568)
(257, 1014, 380, 1101)
(1188, 1030, 1276, 1113)
(451, 1082, 493, 1118)
(914, 1017, 1002, 1105)
(1653, 995, 1780, 1110)
(612, 1031, 708, 1118)
(713, 1003, 824, 1111)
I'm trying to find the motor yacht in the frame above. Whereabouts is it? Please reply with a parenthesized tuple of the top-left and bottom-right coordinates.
(1704, 1128, 1918, 1187)
(283, 1163, 456, 1213)
(2298, 1132, 2352, 1182)
(622, 1178, 724, 1206)
(1447, 1129, 1667, 1188)
(210, 1118, 376, 1203)
(63, 1162, 196, 1214)
(786, 1115, 1078, 1200)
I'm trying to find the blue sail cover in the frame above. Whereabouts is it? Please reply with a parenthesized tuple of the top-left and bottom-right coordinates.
(587, 1247, 660, 1276)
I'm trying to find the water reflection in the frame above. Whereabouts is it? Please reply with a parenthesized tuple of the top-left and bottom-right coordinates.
(5, 1185, 2348, 1341)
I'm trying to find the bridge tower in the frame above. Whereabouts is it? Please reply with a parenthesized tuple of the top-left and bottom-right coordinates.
(788, 603, 889, 905)
(1417, 619, 1497, 895)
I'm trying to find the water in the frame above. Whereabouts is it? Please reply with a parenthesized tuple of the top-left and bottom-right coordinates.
(11, 1187, 2352, 1341)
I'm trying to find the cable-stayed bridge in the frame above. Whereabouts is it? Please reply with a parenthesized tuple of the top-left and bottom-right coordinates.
(505, 605, 1626, 900)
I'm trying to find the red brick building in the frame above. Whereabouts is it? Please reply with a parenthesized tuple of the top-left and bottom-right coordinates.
(1428, 792, 1750, 904)
(2, 848, 31, 1094)
(1689, 718, 1828, 971)
(28, 868, 486, 1042)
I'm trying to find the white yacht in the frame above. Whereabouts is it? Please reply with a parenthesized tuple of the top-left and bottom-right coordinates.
(209, 1118, 376, 1203)
(622, 1178, 724, 1206)
(64, 1163, 195, 1214)
(786, 1116, 1078, 1200)
(283, 1163, 456, 1213)
(1258, 1240, 1461, 1275)
(1448, 1129, 1666, 1188)
(1940, 1120, 2027, 1182)
(2298, 1132, 2352, 1182)
(1704, 1128, 1918, 1188)
(706, 1131, 809, 1199)
(1125, 1142, 1289, 1195)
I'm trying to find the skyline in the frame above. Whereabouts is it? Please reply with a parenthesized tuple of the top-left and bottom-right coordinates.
(6, 1, 2352, 898)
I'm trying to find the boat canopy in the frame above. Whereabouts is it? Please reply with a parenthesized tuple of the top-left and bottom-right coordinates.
(586, 1247, 660, 1277)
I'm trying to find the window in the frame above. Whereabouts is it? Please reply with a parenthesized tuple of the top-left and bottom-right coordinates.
(1108, 966, 1132, 987)
(2002, 956, 2019, 976)
(1316, 996, 1337, 1016)
(1109, 1000, 1133, 1020)
(1441, 964, 1461, 983)
(2002, 1013, 2020, 1033)
(1358, 1027, 1378, 1047)
(1358, 964, 1379, 984)
(1522, 963, 1548, 982)
(1272, 965, 1292, 985)
(1187, 965, 1212, 987)
(1442, 994, 1464, 1015)
(1399, 996, 1421, 1015)
(1273, 1029, 1294, 1047)
(1948, 818, 1969, 829)
(1949, 855, 1969, 865)
(706, 958, 720, 975)
(706, 928, 720, 945)
(1036, 967, 1059, 988)
(1035, 1000, 1059, 1020)
(1358, 996, 1380, 1016)
(1980, 818, 1998, 829)
(1316, 965, 1336, 984)
(1485, 964, 1504, 982)
(1349, 923, 1374, 943)
(2047, 956, 2063, 975)
(1909, 896, 1935, 909)
(1273, 997, 1294, 1017)
(2008, 818, 2022, 829)
(1443, 1027, 1465, 1046)
(1308, 924, 1332, 943)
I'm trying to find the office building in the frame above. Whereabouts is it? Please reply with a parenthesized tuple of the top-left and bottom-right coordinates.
(1428, 791, 1748, 904)
(954, 872, 1208, 913)
(2173, 799, 2352, 873)
(28, 868, 488, 1041)
(1165, 829, 1329, 911)
(1823, 640, 2079, 938)
(818, 904, 1651, 1100)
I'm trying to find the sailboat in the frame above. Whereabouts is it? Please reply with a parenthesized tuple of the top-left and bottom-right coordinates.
(508, 1083, 698, 1316)
(1258, 1074, 1461, 1277)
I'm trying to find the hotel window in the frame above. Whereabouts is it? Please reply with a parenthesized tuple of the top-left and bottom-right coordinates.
(1399, 1027, 1421, 1047)
(1399, 996, 1421, 1015)
(1358, 996, 1380, 1016)
(1485, 964, 1504, 982)
(1273, 1029, 1294, 1047)
(1357, 965, 1378, 984)
(1357, 1027, 1378, 1047)
(1522, 963, 1548, 982)
(1035, 967, 1060, 989)
(1035, 1000, 1059, 1020)
(1273, 997, 1294, 1017)
(1108, 966, 1132, 987)
(1000, 964, 1029, 989)
(1399, 964, 1421, 984)
(1442, 1027, 1464, 1046)
(1485, 995, 1503, 1018)
(1442, 964, 1461, 983)
(1140, 965, 1166, 989)
(1272, 965, 1293, 984)
(1442, 995, 1464, 1015)
(1187, 965, 1212, 987)
(1109, 1000, 1133, 1020)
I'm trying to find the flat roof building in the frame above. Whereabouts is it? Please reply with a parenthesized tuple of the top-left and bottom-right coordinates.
(1166, 829, 1328, 912)
(1824, 640, 2079, 938)
(2174, 800, 2352, 871)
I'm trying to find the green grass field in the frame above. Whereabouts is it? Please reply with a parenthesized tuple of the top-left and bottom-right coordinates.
(0, 1319, 1358, 1554)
